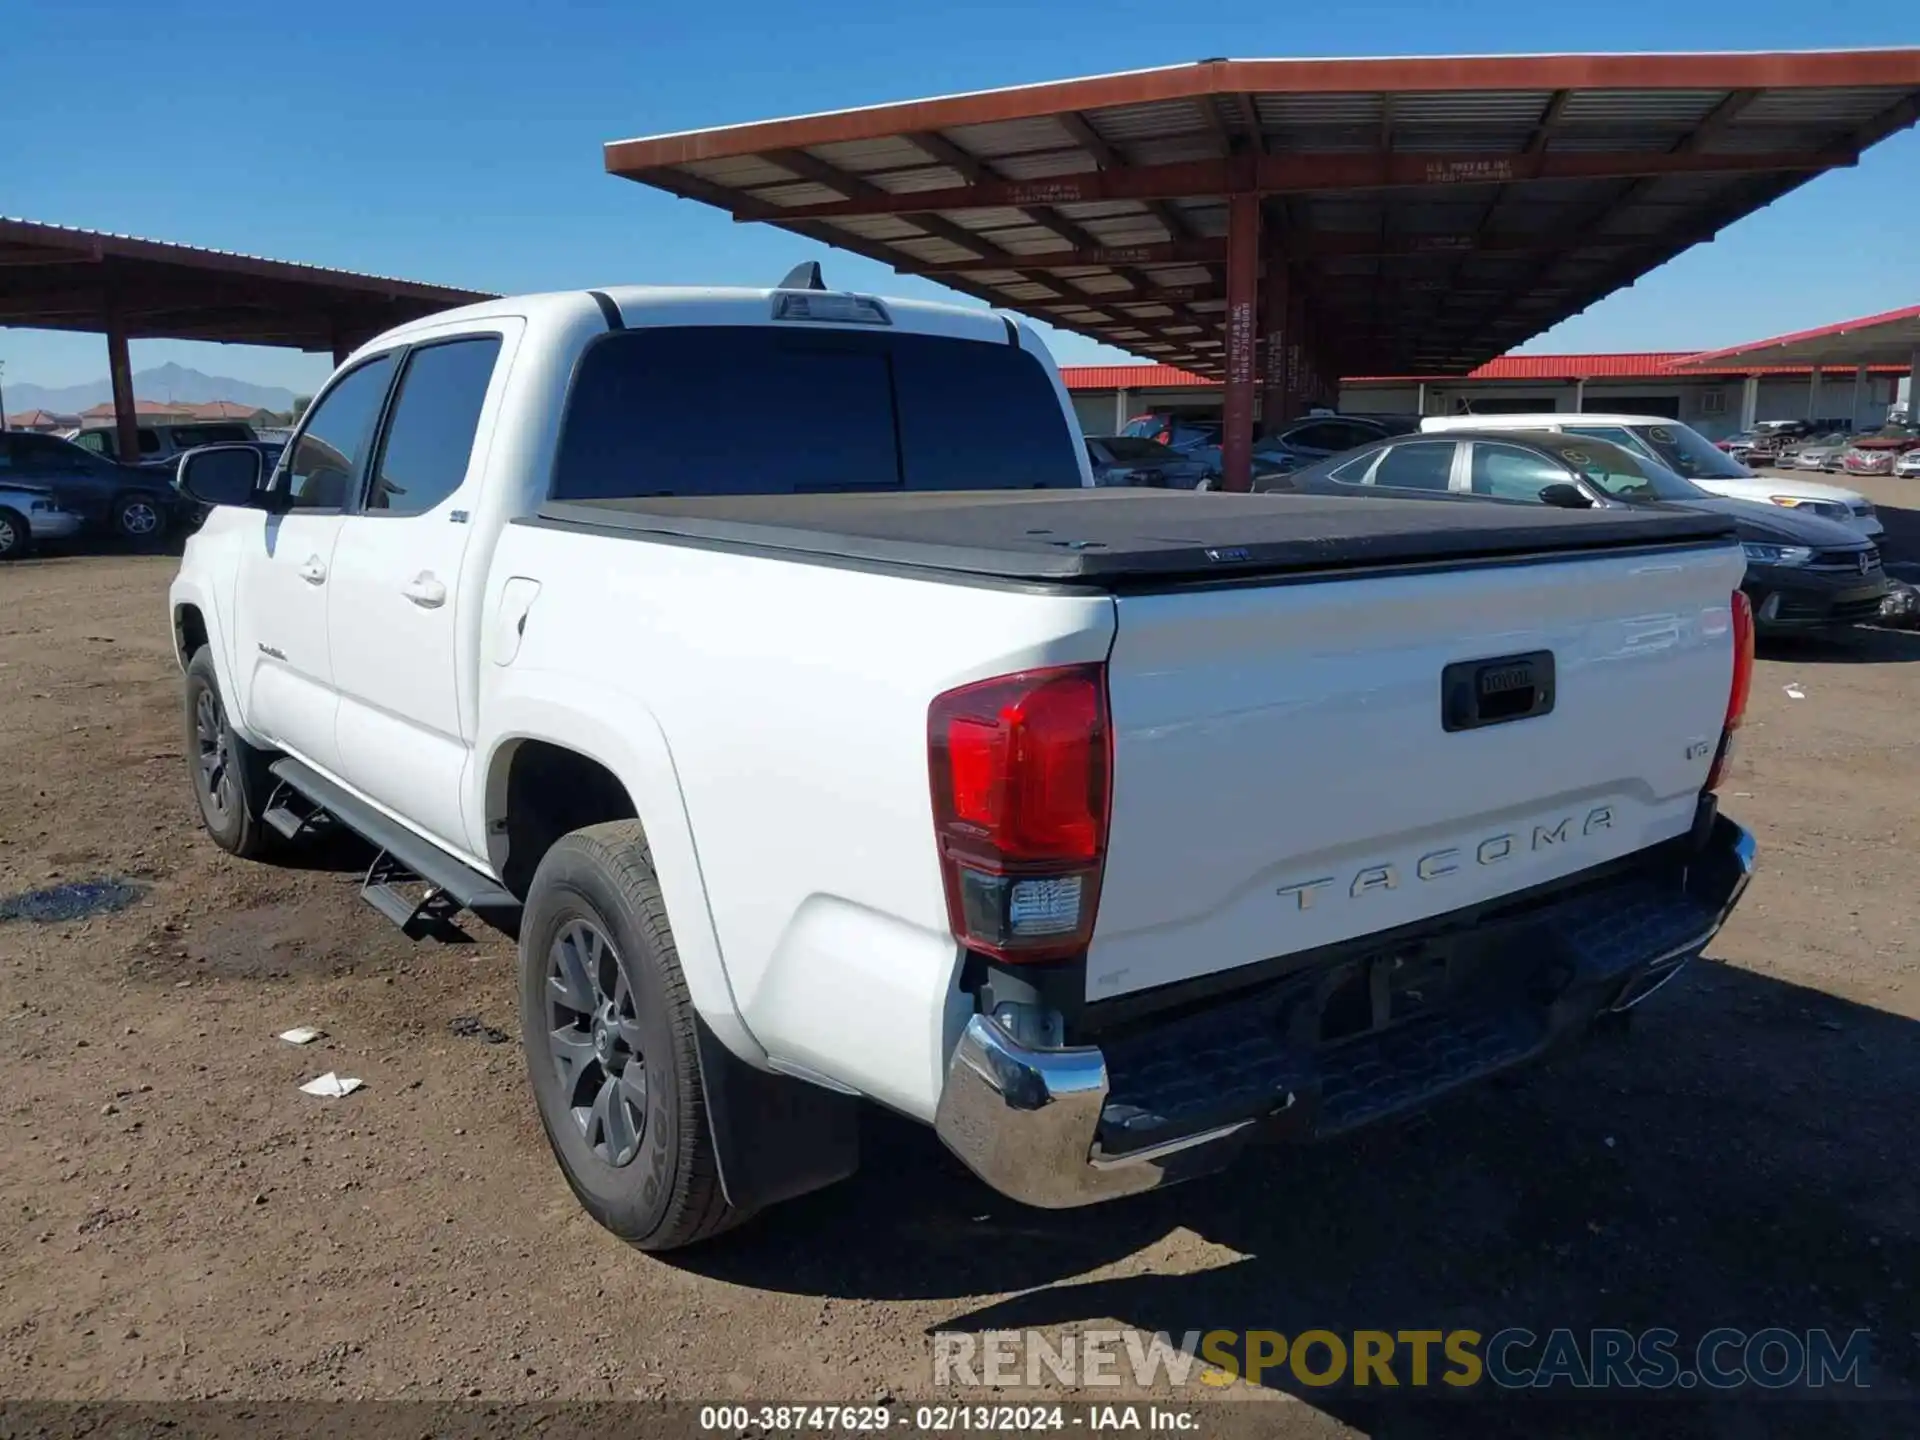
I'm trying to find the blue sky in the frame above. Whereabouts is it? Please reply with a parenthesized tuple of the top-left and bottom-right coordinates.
(2, 0, 1915, 394)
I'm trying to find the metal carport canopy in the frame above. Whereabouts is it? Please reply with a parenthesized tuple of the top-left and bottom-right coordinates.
(1671, 301, 1920, 369)
(0, 216, 493, 458)
(604, 49, 1920, 488)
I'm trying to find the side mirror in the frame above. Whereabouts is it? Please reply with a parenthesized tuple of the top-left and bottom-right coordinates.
(1539, 482, 1595, 510)
(178, 445, 265, 509)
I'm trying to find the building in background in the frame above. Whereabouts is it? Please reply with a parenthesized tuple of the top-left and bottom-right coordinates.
(3, 408, 81, 432)
(1063, 353, 1904, 438)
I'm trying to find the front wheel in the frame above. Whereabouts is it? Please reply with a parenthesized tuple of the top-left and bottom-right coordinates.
(113, 491, 167, 544)
(0, 507, 29, 560)
(518, 821, 748, 1251)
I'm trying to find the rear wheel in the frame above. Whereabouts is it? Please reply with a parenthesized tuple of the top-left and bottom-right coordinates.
(184, 648, 277, 858)
(519, 821, 747, 1251)
(0, 508, 29, 561)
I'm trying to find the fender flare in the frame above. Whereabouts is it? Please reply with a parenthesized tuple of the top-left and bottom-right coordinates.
(479, 682, 764, 1067)
(169, 582, 262, 746)
(481, 686, 858, 1211)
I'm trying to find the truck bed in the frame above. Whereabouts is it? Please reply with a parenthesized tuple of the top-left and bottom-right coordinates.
(531, 489, 1736, 588)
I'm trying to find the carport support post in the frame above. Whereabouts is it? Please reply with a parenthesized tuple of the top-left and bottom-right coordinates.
(106, 316, 138, 468)
(1851, 365, 1866, 431)
(1261, 260, 1290, 435)
(1113, 388, 1129, 432)
(1739, 375, 1760, 430)
(1807, 367, 1822, 422)
(1220, 192, 1260, 492)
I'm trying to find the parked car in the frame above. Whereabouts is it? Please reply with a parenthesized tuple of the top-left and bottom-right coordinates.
(1263, 429, 1889, 633)
(1895, 449, 1920, 478)
(1717, 430, 1767, 464)
(1841, 423, 1920, 477)
(169, 280, 1757, 1248)
(1421, 413, 1882, 537)
(67, 421, 259, 468)
(0, 430, 183, 540)
(1121, 414, 1220, 453)
(0, 481, 86, 559)
(1083, 436, 1209, 489)
(1777, 431, 1851, 472)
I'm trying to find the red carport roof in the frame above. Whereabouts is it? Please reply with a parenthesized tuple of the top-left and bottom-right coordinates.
(1671, 301, 1920, 369)
(606, 51, 1920, 377)
(0, 215, 494, 351)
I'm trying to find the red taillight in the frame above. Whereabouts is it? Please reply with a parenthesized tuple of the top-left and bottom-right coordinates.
(928, 664, 1112, 962)
(1704, 590, 1755, 793)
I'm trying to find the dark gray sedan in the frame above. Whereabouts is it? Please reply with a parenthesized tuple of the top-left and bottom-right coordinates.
(1256, 428, 1890, 633)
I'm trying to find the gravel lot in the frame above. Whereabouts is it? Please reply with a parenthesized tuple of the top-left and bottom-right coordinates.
(2, 479, 1918, 1435)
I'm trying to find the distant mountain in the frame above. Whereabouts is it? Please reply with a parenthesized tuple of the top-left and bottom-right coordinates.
(6, 363, 298, 416)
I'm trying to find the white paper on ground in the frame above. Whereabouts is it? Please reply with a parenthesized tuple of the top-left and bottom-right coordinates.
(299, 1072, 363, 1098)
(278, 1027, 325, 1045)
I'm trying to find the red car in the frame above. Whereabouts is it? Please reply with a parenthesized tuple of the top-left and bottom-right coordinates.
(1842, 424, 1920, 475)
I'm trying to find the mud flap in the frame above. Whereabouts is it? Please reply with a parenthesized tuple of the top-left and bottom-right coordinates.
(694, 1017, 860, 1213)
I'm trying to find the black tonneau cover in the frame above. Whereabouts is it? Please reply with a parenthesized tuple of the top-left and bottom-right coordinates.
(532, 489, 1737, 588)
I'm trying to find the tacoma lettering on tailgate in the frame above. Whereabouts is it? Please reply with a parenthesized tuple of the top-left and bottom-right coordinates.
(1276, 806, 1615, 911)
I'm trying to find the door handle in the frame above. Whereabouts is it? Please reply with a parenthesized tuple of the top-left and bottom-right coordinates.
(402, 573, 448, 608)
(298, 556, 327, 584)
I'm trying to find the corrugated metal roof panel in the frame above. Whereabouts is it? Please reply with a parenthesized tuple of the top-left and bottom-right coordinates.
(1741, 85, 1909, 123)
(940, 116, 1078, 158)
(1087, 98, 1216, 139)
(1557, 88, 1727, 125)
(805, 136, 936, 174)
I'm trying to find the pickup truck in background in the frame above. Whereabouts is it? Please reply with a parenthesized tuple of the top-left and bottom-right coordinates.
(169, 280, 1759, 1250)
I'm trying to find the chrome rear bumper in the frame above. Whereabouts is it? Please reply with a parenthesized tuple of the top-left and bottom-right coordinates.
(934, 818, 1756, 1210)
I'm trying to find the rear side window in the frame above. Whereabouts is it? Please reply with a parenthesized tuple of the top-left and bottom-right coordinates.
(551, 327, 1080, 500)
(1370, 441, 1457, 491)
(364, 337, 502, 516)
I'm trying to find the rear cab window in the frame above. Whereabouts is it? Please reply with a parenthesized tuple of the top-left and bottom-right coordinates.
(552, 327, 1082, 499)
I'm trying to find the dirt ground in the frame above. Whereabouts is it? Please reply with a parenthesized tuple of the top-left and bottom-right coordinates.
(1, 479, 1918, 1436)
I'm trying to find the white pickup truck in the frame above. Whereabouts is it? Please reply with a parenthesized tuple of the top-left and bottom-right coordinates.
(169, 279, 1759, 1250)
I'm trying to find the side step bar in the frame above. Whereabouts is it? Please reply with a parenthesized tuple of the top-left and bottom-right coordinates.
(266, 758, 522, 940)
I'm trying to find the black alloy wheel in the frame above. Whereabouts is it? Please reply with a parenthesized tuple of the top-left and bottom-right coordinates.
(546, 917, 650, 1167)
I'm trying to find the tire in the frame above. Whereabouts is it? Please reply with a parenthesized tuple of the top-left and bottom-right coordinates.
(519, 821, 747, 1251)
(113, 491, 167, 544)
(0, 507, 29, 561)
(183, 647, 278, 859)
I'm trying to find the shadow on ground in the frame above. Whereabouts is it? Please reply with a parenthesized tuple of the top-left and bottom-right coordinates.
(1761, 626, 1920, 666)
(678, 959, 1919, 1435)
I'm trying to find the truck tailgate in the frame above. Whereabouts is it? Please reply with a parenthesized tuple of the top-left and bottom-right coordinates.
(1088, 541, 1746, 1000)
